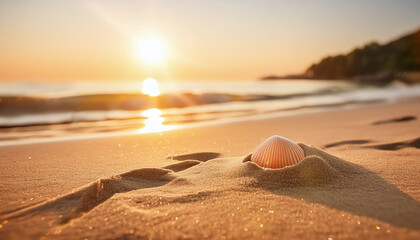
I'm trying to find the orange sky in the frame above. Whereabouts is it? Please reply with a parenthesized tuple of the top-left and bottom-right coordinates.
(0, 0, 419, 82)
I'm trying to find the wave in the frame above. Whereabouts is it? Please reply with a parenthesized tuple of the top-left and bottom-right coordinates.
(1, 81, 420, 145)
(0, 89, 340, 127)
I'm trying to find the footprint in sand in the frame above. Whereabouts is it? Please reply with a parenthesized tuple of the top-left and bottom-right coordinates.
(167, 152, 221, 162)
(372, 115, 417, 125)
(367, 137, 420, 151)
(325, 138, 420, 151)
(324, 116, 418, 149)
(324, 139, 372, 148)
(0, 154, 212, 225)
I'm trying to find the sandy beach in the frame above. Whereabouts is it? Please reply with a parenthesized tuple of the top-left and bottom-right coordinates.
(0, 97, 419, 239)
(2, 1, 420, 239)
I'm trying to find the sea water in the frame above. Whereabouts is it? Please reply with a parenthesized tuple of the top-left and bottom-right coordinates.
(0, 79, 419, 145)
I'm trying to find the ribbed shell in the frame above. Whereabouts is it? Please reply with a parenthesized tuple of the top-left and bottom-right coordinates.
(251, 135, 305, 169)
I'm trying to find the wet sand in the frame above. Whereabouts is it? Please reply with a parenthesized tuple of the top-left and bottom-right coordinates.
(0, 98, 419, 239)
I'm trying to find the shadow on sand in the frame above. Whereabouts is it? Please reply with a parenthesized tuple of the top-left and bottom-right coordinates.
(243, 144, 420, 229)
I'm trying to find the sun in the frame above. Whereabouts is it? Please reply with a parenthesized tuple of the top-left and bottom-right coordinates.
(142, 77, 160, 97)
(137, 38, 165, 65)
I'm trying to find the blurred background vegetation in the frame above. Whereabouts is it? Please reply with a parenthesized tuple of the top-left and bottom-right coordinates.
(305, 29, 420, 82)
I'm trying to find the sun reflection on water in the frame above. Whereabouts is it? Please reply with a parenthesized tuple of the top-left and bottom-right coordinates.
(138, 108, 174, 133)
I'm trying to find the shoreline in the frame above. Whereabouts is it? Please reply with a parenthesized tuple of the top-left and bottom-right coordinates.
(0, 96, 415, 147)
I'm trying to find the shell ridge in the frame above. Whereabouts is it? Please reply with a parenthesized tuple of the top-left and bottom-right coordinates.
(298, 144, 305, 159)
(279, 139, 285, 167)
(275, 138, 281, 168)
(275, 139, 280, 169)
(252, 138, 270, 165)
(272, 137, 279, 168)
(251, 145, 262, 164)
(285, 142, 293, 167)
(252, 139, 266, 162)
(260, 137, 273, 167)
(288, 144, 298, 165)
(268, 138, 277, 168)
(292, 144, 304, 163)
(292, 144, 302, 165)
(275, 137, 281, 168)
(295, 144, 305, 163)
(271, 137, 280, 168)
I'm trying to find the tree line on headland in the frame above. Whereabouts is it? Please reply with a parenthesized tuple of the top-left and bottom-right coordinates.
(262, 28, 420, 84)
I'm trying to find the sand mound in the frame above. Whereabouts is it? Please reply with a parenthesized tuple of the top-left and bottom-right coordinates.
(2, 143, 420, 240)
(239, 143, 346, 187)
(241, 154, 340, 187)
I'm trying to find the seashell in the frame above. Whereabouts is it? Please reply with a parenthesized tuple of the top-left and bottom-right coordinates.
(251, 135, 305, 169)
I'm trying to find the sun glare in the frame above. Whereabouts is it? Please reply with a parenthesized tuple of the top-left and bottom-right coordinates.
(142, 77, 160, 97)
(137, 38, 165, 64)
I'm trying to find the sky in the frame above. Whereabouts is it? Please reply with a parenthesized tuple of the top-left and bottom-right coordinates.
(0, 0, 419, 82)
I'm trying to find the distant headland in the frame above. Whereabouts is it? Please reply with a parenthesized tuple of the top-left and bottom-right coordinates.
(261, 28, 420, 84)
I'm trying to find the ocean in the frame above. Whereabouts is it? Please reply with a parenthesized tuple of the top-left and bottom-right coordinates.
(1, 79, 420, 146)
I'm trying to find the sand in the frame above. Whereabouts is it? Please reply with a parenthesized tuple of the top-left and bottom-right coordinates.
(0, 98, 420, 239)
